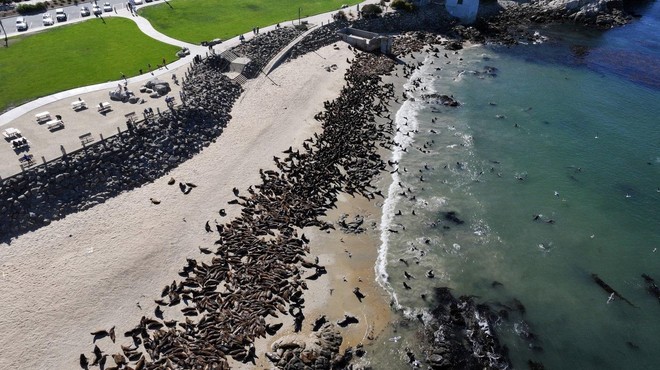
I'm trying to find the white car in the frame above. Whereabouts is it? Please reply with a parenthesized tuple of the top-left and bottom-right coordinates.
(103, 2, 113, 12)
(81, 6, 91, 17)
(42, 13, 54, 26)
(16, 17, 28, 31)
(56, 8, 67, 22)
(93, 5, 102, 15)
(134, 0, 143, 4)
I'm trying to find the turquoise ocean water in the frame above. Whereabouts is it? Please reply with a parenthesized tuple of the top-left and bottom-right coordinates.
(368, 3, 660, 369)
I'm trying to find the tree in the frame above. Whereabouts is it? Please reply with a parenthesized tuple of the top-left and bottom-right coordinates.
(361, 4, 383, 18)
(0, 19, 7, 48)
(391, 0, 415, 12)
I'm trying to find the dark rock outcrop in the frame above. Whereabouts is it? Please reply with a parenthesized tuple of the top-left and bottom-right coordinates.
(424, 288, 511, 370)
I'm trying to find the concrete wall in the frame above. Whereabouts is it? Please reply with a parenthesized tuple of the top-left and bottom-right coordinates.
(445, 0, 480, 24)
(338, 27, 392, 54)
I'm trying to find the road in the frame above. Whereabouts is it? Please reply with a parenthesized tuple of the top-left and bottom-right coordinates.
(1, 0, 164, 38)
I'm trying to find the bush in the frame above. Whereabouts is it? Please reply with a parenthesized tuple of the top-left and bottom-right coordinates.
(16, 1, 47, 14)
(391, 0, 415, 12)
(361, 4, 382, 18)
(333, 10, 347, 21)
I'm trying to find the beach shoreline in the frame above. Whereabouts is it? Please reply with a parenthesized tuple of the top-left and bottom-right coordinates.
(0, 43, 384, 370)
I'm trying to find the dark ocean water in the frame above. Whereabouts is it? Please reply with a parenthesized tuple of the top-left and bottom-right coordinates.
(367, 2, 660, 369)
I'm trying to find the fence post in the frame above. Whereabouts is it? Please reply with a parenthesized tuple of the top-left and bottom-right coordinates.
(42, 156, 46, 165)
(60, 145, 66, 156)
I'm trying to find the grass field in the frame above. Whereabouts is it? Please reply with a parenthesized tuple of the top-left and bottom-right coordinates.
(139, 0, 362, 44)
(0, 18, 179, 113)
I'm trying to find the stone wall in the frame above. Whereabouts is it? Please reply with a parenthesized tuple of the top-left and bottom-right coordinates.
(0, 55, 242, 242)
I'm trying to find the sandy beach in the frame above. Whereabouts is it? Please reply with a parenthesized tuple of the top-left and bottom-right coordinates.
(0, 43, 393, 369)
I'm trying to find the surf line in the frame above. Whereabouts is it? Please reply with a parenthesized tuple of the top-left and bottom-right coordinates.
(376, 58, 431, 311)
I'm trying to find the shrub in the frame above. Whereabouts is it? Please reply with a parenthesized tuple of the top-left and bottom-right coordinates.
(16, 1, 48, 14)
(391, 0, 415, 12)
(333, 10, 347, 21)
(361, 4, 382, 18)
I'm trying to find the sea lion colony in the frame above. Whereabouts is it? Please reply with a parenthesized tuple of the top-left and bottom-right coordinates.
(80, 50, 398, 369)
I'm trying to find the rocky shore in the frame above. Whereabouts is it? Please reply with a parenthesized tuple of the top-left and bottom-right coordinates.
(457, 0, 646, 45)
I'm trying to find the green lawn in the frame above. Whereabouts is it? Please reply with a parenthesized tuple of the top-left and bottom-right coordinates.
(0, 18, 179, 113)
(139, 0, 362, 44)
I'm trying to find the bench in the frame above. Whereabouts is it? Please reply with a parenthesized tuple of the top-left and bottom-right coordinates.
(35, 111, 51, 123)
(97, 102, 112, 113)
(46, 119, 64, 131)
(71, 100, 87, 111)
(79, 132, 94, 145)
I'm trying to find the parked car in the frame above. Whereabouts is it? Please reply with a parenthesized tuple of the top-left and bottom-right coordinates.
(42, 13, 54, 26)
(145, 0, 153, 3)
(134, 0, 143, 4)
(93, 5, 102, 15)
(16, 17, 28, 31)
(55, 8, 67, 22)
(103, 2, 113, 12)
(81, 6, 90, 17)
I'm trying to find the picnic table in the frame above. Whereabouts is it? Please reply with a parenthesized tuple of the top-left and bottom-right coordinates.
(2, 128, 21, 139)
(97, 102, 112, 113)
(35, 111, 51, 123)
(46, 119, 64, 131)
(71, 99, 87, 111)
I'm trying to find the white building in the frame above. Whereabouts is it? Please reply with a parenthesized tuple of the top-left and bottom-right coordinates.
(445, 0, 480, 24)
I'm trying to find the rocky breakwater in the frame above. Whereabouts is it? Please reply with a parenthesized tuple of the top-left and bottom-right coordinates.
(0, 55, 242, 242)
(536, 0, 634, 25)
(79, 51, 399, 369)
(233, 27, 303, 78)
(460, 0, 644, 45)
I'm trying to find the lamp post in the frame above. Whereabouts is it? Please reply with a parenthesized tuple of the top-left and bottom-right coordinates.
(0, 19, 8, 48)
